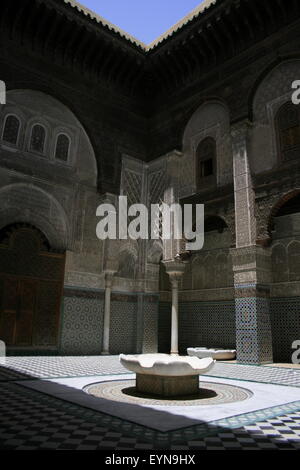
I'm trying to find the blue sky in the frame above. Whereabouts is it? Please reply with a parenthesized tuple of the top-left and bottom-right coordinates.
(77, 0, 204, 44)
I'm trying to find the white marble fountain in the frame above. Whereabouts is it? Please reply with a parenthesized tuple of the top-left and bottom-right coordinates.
(187, 348, 236, 361)
(120, 353, 215, 397)
(120, 261, 217, 398)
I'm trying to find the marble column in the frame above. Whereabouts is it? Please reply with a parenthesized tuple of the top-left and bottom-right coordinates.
(0, 340, 5, 365)
(101, 271, 116, 355)
(99, 194, 120, 355)
(170, 276, 180, 355)
(163, 260, 186, 355)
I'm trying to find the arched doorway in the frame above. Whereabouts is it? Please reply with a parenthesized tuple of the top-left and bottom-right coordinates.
(0, 224, 65, 352)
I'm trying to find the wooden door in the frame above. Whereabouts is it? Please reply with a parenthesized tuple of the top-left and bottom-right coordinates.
(0, 224, 65, 350)
(0, 278, 18, 345)
(0, 278, 36, 346)
(15, 280, 36, 346)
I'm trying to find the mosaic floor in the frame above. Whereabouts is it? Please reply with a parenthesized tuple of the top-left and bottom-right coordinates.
(0, 356, 300, 450)
(85, 379, 253, 406)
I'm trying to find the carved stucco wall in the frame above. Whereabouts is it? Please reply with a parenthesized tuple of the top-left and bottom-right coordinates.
(271, 213, 300, 293)
(114, 155, 145, 291)
(0, 90, 102, 291)
(180, 101, 232, 199)
(181, 229, 233, 294)
(156, 104, 236, 352)
(0, 90, 97, 186)
(0, 183, 69, 252)
(256, 189, 300, 244)
(146, 157, 167, 291)
(3, 63, 300, 357)
(252, 60, 300, 175)
(251, 60, 300, 243)
(158, 227, 235, 353)
(270, 213, 300, 362)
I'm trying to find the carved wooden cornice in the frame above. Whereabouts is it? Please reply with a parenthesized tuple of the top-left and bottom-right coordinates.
(1, 0, 299, 97)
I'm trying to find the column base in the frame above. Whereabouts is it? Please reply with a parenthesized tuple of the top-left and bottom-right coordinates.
(136, 374, 199, 397)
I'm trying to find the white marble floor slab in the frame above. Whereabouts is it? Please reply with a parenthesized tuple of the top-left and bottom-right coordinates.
(16, 374, 300, 432)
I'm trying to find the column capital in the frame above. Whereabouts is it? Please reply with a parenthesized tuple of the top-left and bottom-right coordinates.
(103, 241, 120, 273)
(98, 192, 119, 206)
(162, 260, 186, 281)
(104, 270, 116, 288)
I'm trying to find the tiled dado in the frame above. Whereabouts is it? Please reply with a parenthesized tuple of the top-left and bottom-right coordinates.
(60, 287, 105, 355)
(235, 297, 273, 364)
(270, 297, 300, 363)
(235, 284, 273, 364)
(158, 301, 236, 354)
(159, 287, 299, 364)
(61, 288, 159, 356)
(109, 293, 159, 355)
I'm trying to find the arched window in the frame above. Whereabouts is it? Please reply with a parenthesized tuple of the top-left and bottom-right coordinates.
(30, 124, 46, 154)
(55, 134, 70, 162)
(204, 216, 228, 234)
(196, 137, 216, 184)
(276, 102, 300, 162)
(2, 115, 20, 145)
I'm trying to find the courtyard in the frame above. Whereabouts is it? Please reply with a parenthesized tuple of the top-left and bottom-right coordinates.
(0, 356, 300, 451)
(1, 0, 300, 456)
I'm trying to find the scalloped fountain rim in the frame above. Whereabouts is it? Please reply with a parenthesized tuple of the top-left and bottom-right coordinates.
(119, 353, 215, 377)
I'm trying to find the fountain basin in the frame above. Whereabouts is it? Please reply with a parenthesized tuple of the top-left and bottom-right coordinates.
(119, 353, 215, 397)
(187, 347, 236, 361)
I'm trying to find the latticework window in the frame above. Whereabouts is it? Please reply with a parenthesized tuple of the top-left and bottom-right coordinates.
(276, 102, 300, 162)
(55, 134, 70, 161)
(196, 137, 216, 184)
(2, 115, 20, 145)
(30, 124, 46, 154)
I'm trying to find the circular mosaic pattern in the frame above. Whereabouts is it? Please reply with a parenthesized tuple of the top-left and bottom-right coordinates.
(85, 380, 253, 406)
